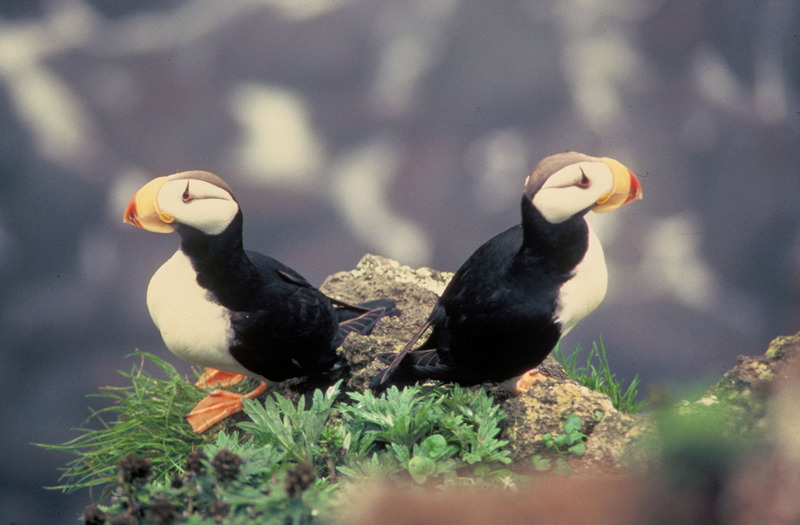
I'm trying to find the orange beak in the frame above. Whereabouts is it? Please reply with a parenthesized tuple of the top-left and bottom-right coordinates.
(123, 176, 176, 233)
(593, 157, 643, 213)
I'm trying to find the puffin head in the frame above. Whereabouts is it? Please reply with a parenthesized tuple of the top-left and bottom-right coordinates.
(124, 171, 240, 236)
(523, 152, 642, 224)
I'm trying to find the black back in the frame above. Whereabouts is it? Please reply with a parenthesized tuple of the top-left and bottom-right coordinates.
(372, 197, 589, 389)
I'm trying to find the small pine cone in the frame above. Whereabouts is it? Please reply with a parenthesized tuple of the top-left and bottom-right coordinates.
(211, 449, 243, 482)
(185, 449, 208, 476)
(285, 463, 316, 498)
(117, 455, 152, 485)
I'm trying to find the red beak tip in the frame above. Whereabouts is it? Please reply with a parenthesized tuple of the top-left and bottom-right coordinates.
(123, 199, 139, 227)
(628, 170, 643, 202)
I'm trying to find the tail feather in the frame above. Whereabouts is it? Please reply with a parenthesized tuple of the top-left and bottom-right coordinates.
(332, 307, 391, 348)
(329, 296, 401, 348)
(369, 348, 455, 393)
(370, 319, 456, 393)
(331, 298, 401, 321)
(371, 320, 429, 383)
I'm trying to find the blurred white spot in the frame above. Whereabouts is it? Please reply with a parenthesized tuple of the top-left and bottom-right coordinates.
(644, 213, 716, 309)
(260, 0, 355, 20)
(370, 1, 456, 117)
(47, 0, 98, 48)
(229, 83, 326, 186)
(555, 0, 643, 132)
(6, 68, 99, 168)
(754, 59, 787, 125)
(0, 1, 100, 171)
(331, 138, 431, 267)
(692, 47, 747, 112)
(753, 1, 792, 125)
(562, 35, 639, 131)
(629, 213, 762, 332)
(466, 129, 531, 213)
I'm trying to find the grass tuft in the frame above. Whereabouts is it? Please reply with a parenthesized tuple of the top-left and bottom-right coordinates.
(36, 351, 214, 496)
(554, 338, 646, 413)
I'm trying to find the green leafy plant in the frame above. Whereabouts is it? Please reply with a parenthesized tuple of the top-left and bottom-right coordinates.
(555, 338, 646, 413)
(541, 413, 587, 457)
(238, 382, 341, 465)
(530, 413, 588, 474)
(338, 384, 512, 482)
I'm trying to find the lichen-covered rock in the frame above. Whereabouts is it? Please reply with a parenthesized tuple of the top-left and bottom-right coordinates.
(499, 358, 643, 471)
(320, 254, 451, 391)
(695, 331, 800, 438)
(323, 254, 644, 471)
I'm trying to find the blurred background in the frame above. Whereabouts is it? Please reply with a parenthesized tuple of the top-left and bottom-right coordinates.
(1, 0, 798, 522)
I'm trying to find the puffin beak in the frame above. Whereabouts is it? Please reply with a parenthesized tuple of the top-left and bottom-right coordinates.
(593, 157, 643, 213)
(123, 176, 176, 233)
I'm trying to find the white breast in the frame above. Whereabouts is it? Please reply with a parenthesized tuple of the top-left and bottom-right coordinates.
(146, 250, 252, 376)
(553, 223, 608, 337)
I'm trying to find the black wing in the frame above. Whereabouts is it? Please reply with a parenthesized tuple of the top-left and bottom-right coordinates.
(372, 224, 561, 390)
(246, 250, 315, 289)
(230, 250, 337, 381)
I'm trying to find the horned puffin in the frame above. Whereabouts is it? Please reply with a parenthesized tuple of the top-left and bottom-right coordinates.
(371, 152, 642, 393)
(124, 171, 396, 432)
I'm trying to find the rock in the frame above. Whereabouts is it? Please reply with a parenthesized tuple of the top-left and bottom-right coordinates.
(500, 362, 644, 471)
(320, 254, 452, 392)
(714, 333, 800, 524)
(319, 254, 645, 471)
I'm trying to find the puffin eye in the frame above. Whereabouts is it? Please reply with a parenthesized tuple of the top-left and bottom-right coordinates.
(577, 169, 590, 188)
(182, 181, 193, 203)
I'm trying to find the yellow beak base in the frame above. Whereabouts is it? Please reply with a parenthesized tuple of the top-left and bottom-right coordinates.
(123, 176, 175, 233)
(593, 157, 643, 213)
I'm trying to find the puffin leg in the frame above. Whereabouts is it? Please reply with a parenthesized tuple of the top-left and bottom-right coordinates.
(500, 369, 544, 395)
(194, 367, 246, 389)
(186, 381, 270, 433)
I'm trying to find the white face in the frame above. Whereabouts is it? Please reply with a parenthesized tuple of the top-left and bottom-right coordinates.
(157, 178, 239, 235)
(531, 161, 614, 224)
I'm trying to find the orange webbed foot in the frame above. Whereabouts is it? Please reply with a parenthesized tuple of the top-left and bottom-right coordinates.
(186, 381, 269, 433)
(194, 368, 246, 389)
(508, 369, 543, 395)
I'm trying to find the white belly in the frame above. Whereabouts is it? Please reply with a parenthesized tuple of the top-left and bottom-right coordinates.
(553, 224, 608, 337)
(146, 250, 252, 376)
